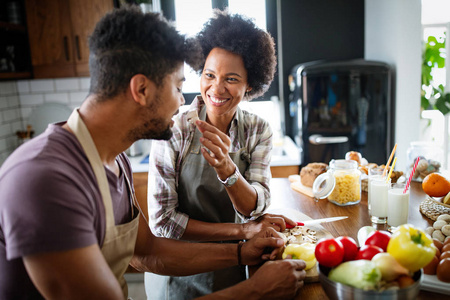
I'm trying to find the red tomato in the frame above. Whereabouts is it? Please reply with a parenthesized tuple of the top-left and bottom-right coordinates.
(315, 238, 344, 267)
(356, 244, 383, 260)
(336, 236, 358, 261)
(365, 230, 391, 252)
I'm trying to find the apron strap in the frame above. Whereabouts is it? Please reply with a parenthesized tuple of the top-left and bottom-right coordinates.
(66, 109, 115, 228)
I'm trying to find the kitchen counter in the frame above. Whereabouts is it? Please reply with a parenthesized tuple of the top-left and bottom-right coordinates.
(128, 136, 301, 174)
(262, 179, 449, 299)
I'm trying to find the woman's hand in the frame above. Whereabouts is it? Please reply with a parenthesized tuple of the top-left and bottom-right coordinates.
(242, 214, 296, 240)
(195, 120, 235, 179)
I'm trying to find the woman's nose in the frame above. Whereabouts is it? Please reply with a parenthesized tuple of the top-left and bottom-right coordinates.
(211, 79, 225, 94)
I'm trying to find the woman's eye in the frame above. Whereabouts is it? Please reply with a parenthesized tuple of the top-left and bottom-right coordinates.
(204, 73, 214, 78)
(227, 77, 238, 82)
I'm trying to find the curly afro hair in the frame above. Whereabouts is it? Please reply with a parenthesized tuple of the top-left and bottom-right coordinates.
(186, 9, 277, 100)
(88, 5, 193, 101)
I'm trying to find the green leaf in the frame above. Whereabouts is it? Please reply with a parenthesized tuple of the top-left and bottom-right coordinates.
(435, 93, 450, 115)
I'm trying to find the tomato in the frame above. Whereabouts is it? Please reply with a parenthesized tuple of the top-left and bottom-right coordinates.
(365, 230, 391, 252)
(356, 244, 383, 260)
(336, 236, 358, 261)
(315, 238, 344, 267)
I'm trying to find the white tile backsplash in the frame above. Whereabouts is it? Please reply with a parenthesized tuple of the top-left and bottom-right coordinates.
(44, 92, 70, 103)
(0, 124, 10, 138)
(30, 79, 55, 93)
(0, 139, 7, 152)
(20, 94, 44, 106)
(7, 95, 20, 107)
(55, 78, 80, 91)
(69, 91, 87, 105)
(0, 81, 17, 96)
(0, 96, 7, 109)
(16, 80, 30, 93)
(80, 77, 90, 90)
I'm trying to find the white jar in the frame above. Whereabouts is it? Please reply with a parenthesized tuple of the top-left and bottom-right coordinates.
(406, 141, 443, 182)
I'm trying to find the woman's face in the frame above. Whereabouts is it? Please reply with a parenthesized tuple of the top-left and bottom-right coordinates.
(200, 47, 251, 121)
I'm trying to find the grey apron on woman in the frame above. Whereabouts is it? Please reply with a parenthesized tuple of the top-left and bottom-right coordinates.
(145, 106, 250, 300)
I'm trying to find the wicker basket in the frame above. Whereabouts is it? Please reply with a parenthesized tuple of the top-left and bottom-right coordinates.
(419, 196, 450, 221)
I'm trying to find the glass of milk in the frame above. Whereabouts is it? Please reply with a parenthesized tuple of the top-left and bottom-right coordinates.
(368, 167, 389, 224)
(387, 182, 410, 230)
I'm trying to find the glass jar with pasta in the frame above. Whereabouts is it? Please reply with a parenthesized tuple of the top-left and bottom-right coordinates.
(312, 159, 361, 206)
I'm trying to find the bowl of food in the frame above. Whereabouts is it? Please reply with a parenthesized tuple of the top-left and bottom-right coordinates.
(318, 263, 422, 300)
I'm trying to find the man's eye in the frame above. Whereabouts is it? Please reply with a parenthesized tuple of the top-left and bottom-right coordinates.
(177, 87, 182, 93)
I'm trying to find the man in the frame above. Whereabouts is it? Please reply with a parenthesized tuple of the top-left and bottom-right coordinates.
(0, 6, 306, 300)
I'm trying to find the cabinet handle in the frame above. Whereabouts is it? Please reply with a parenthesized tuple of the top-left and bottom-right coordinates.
(63, 36, 70, 61)
(309, 134, 348, 145)
(75, 35, 81, 60)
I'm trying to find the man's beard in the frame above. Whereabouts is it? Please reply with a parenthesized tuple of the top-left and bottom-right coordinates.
(130, 117, 173, 142)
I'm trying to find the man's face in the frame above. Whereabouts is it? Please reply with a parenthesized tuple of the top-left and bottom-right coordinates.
(131, 64, 185, 141)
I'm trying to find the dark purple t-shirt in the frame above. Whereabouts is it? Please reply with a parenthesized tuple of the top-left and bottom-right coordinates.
(0, 123, 134, 299)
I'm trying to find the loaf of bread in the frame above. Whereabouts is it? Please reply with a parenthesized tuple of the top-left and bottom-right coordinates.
(300, 162, 328, 187)
(345, 151, 362, 165)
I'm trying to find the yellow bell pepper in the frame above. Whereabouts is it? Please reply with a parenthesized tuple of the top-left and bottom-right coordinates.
(386, 224, 436, 272)
(282, 242, 316, 270)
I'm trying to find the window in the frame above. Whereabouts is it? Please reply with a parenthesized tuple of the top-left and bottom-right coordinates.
(173, 0, 272, 103)
(421, 0, 450, 169)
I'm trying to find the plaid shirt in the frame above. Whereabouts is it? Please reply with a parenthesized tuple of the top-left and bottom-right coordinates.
(148, 96, 273, 239)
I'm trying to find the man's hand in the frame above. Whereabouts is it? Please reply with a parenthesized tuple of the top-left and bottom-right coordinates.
(247, 260, 306, 299)
(242, 213, 296, 240)
(240, 227, 285, 266)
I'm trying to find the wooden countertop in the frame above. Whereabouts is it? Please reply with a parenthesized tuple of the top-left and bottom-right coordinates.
(267, 178, 449, 299)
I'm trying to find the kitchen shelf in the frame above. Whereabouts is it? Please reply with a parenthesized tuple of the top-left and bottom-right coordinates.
(0, 71, 31, 80)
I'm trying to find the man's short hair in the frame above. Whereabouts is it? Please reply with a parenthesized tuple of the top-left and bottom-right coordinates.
(88, 6, 190, 101)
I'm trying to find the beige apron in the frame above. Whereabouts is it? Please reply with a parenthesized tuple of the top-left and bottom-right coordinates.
(67, 109, 139, 298)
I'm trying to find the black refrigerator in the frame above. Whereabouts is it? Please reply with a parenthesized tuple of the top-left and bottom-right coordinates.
(287, 59, 393, 166)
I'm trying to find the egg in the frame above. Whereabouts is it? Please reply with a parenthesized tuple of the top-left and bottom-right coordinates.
(433, 238, 444, 251)
(441, 251, 450, 261)
(437, 258, 450, 283)
(423, 255, 439, 275)
(442, 243, 450, 253)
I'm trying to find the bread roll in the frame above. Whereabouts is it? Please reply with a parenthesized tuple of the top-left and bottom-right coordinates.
(300, 162, 328, 187)
(345, 151, 362, 165)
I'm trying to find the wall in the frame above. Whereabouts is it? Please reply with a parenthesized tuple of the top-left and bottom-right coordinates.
(0, 77, 89, 165)
(365, 0, 422, 171)
(0, 81, 22, 164)
(16, 77, 89, 128)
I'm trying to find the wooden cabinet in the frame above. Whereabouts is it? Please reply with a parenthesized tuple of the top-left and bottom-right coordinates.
(133, 172, 149, 222)
(24, 0, 114, 78)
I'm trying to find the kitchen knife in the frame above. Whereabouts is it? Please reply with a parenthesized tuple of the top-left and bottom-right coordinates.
(286, 216, 348, 228)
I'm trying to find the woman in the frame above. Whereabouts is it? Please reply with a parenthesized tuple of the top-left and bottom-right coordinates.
(145, 10, 293, 299)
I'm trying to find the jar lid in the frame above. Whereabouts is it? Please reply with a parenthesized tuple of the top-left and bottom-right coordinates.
(312, 172, 336, 199)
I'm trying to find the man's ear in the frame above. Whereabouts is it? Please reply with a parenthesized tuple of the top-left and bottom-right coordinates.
(129, 74, 156, 106)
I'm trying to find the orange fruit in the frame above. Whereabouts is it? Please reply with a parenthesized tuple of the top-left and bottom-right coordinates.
(422, 173, 450, 197)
